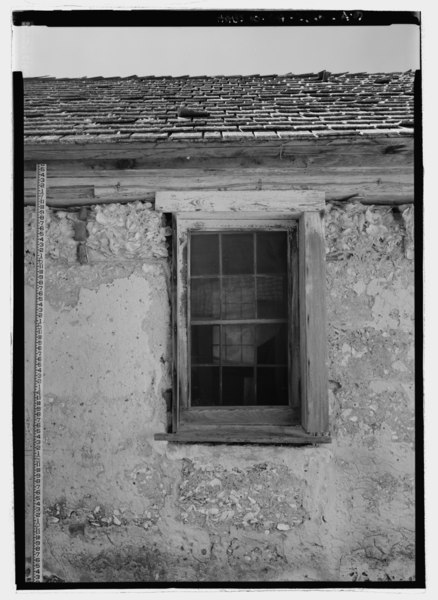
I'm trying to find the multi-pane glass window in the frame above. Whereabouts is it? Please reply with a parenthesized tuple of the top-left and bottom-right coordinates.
(190, 231, 289, 407)
(153, 192, 329, 443)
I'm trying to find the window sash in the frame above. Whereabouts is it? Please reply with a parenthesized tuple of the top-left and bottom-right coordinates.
(189, 230, 292, 409)
(174, 216, 300, 429)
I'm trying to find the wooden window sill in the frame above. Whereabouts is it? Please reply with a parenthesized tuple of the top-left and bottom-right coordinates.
(154, 426, 331, 445)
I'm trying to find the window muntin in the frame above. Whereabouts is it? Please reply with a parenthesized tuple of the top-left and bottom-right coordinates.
(189, 230, 293, 409)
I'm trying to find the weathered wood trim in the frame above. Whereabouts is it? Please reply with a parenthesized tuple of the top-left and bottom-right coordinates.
(23, 137, 414, 168)
(23, 194, 156, 208)
(172, 213, 303, 438)
(342, 194, 414, 206)
(175, 216, 189, 416)
(23, 164, 414, 207)
(23, 185, 95, 200)
(289, 226, 301, 410)
(23, 191, 414, 209)
(156, 191, 325, 213)
(154, 426, 331, 445)
(299, 211, 329, 434)
(176, 214, 299, 229)
(179, 406, 299, 427)
(23, 166, 413, 180)
(171, 214, 179, 432)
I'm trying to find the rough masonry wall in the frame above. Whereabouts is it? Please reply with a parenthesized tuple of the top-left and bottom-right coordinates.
(24, 200, 415, 583)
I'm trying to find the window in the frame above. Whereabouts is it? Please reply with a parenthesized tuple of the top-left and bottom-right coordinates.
(190, 229, 297, 419)
(154, 191, 330, 445)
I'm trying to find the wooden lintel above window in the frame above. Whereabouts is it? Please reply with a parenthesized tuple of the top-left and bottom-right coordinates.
(155, 190, 325, 214)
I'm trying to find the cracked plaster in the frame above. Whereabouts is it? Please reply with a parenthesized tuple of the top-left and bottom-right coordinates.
(24, 201, 415, 582)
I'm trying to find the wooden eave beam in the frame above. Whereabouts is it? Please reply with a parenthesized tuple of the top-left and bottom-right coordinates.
(23, 136, 414, 166)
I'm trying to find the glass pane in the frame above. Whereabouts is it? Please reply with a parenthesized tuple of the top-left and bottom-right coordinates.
(191, 367, 220, 406)
(191, 325, 220, 364)
(222, 233, 254, 275)
(222, 325, 255, 365)
(191, 234, 219, 275)
(223, 276, 256, 319)
(256, 275, 287, 318)
(257, 367, 288, 405)
(256, 232, 287, 274)
(222, 367, 255, 405)
(256, 324, 287, 365)
(191, 278, 220, 319)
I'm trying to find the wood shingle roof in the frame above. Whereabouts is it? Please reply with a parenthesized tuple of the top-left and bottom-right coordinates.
(23, 72, 415, 143)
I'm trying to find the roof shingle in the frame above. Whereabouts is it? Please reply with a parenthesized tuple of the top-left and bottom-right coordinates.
(23, 72, 415, 143)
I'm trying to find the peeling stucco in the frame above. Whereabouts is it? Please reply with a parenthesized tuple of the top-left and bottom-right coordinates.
(24, 200, 415, 583)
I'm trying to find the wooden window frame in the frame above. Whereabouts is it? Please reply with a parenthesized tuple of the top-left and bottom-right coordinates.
(154, 191, 330, 445)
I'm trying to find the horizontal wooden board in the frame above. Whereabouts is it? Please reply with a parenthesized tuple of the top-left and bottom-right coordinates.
(176, 215, 298, 231)
(154, 426, 331, 445)
(156, 190, 325, 213)
(23, 165, 413, 183)
(351, 194, 414, 205)
(23, 193, 414, 209)
(24, 137, 414, 169)
(23, 165, 414, 207)
(23, 192, 414, 209)
(24, 185, 95, 201)
(23, 194, 156, 208)
(179, 407, 299, 427)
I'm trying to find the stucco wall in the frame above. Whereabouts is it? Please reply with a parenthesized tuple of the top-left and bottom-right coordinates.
(24, 199, 415, 583)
